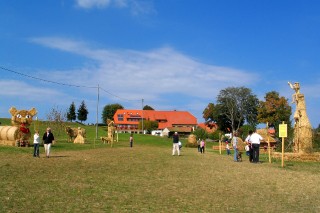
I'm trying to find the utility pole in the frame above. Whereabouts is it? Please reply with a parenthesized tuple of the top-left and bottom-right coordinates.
(96, 84, 99, 140)
(142, 98, 144, 134)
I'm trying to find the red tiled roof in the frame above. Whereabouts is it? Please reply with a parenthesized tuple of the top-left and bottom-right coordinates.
(113, 109, 197, 129)
(198, 122, 218, 133)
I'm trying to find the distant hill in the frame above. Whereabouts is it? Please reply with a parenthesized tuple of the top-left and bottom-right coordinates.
(0, 118, 11, 126)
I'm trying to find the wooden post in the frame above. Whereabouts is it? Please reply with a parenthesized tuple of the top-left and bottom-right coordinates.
(117, 129, 119, 142)
(279, 121, 287, 168)
(282, 136, 285, 167)
(266, 122, 271, 163)
(268, 137, 271, 163)
(219, 132, 222, 155)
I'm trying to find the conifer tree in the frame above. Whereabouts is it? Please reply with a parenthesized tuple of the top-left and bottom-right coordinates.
(67, 102, 76, 122)
(77, 100, 88, 123)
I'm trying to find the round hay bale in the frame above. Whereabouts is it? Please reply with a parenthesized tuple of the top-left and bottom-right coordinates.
(0, 126, 19, 141)
(188, 134, 197, 144)
(235, 137, 246, 152)
(185, 134, 197, 148)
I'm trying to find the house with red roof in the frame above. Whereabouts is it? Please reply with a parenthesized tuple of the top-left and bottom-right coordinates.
(113, 109, 197, 135)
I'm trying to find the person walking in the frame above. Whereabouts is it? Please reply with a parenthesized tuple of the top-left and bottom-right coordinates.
(42, 127, 54, 158)
(172, 132, 180, 156)
(250, 129, 263, 163)
(232, 132, 238, 162)
(197, 138, 201, 152)
(200, 139, 205, 153)
(129, 133, 133, 148)
(33, 130, 40, 157)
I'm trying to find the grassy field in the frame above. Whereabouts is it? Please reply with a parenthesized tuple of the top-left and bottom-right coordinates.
(1, 120, 320, 212)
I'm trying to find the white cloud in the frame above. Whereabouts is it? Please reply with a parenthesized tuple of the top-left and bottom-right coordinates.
(74, 0, 155, 15)
(75, 0, 112, 9)
(0, 80, 63, 99)
(130, 0, 155, 16)
(30, 37, 258, 101)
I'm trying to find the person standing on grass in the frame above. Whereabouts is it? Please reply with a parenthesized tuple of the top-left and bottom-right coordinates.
(226, 142, 231, 155)
(245, 130, 253, 162)
(42, 127, 54, 158)
(250, 129, 263, 163)
(129, 133, 133, 148)
(33, 130, 40, 157)
(197, 138, 201, 152)
(232, 132, 238, 162)
(172, 132, 180, 156)
(178, 141, 182, 150)
(200, 139, 205, 153)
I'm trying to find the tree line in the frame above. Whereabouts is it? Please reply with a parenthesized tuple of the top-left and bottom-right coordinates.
(203, 87, 292, 135)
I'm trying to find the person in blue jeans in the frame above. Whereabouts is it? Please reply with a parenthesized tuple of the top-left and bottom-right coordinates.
(232, 133, 238, 162)
(33, 130, 40, 157)
(226, 142, 231, 155)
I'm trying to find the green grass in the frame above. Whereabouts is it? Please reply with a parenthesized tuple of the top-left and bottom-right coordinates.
(1, 120, 320, 212)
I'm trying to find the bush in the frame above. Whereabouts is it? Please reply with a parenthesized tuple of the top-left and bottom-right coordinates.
(192, 128, 207, 140)
(313, 131, 320, 151)
(207, 130, 223, 141)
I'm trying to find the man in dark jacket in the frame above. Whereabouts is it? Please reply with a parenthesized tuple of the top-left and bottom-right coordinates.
(43, 127, 55, 158)
(172, 132, 180, 156)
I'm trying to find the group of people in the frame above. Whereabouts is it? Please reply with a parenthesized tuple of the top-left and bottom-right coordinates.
(244, 130, 263, 163)
(226, 129, 263, 163)
(172, 132, 206, 156)
(197, 138, 205, 154)
(33, 127, 55, 158)
(224, 134, 240, 162)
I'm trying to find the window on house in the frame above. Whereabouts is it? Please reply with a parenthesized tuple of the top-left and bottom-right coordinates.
(118, 114, 124, 121)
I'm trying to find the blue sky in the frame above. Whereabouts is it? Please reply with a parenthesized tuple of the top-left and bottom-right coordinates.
(1, 0, 320, 127)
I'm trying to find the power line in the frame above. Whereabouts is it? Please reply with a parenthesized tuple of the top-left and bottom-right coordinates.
(1, 65, 141, 102)
(99, 86, 140, 102)
(0, 66, 97, 88)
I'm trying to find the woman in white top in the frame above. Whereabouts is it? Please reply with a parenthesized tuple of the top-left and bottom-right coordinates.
(33, 130, 40, 157)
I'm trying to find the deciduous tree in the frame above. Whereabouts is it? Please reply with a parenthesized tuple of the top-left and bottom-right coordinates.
(46, 105, 67, 136)
(203, 103, 217, 123)
(216, 86, 259, 133)
(257, 91, 291, 133)
(143, 105, 154, 110)
(102, 103, 124, 124)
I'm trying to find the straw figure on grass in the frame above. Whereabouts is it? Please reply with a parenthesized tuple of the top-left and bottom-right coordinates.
(0, 107, 37, 146)
(73, 127, 86, 144)
(101, 119, 116, 147)
(288, 82, 313, 154)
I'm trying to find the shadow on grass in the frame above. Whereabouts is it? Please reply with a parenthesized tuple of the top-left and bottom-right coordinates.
(45, 155, 70, 158)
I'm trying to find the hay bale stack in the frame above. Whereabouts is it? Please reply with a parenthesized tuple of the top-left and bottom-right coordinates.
(186, 134, 197, 148)
(0, 126, 19, 146)
(235, 137, 246, 152)
(256, 129, 276, 142)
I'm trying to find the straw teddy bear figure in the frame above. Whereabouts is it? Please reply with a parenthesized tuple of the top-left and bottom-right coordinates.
(9, 107, 37, 146)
